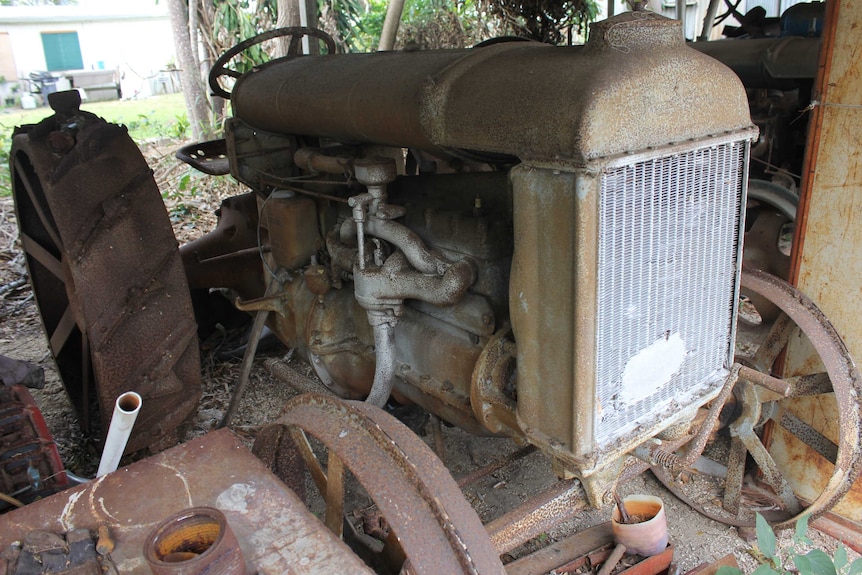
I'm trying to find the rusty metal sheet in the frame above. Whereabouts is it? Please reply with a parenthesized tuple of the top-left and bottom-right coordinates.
(784, 0, 862, 524)
(0, 429, 374, 574)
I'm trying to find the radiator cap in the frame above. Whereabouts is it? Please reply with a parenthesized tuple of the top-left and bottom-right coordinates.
(587, 11, 683, 53)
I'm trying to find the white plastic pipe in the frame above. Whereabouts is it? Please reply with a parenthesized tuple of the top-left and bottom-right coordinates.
(96, 391, 142, 477)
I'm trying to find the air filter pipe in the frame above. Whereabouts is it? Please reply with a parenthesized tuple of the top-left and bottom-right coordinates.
(96, 391, 142, 477)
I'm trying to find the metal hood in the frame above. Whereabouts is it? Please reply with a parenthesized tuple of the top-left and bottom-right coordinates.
(231, 11, 753, 165)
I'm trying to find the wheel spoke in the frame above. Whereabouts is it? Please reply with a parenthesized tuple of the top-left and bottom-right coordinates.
(736, 426, 802, 516)
(288, 34, 303, 55)
(14, 157, 62, 249)
(81, 331, 91, 430)
(325, 452, 345, 538)
(786, 372, 832, 396)
(20, 232, 63, 279)
(723, 437, 747, 515)
(774, 410, 839, 463)
(289, 427, 328, 495)
(49, 305, 77, 356)
(750, 312, 794, 371)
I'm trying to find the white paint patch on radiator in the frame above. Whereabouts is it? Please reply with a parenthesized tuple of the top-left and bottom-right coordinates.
(620, 333, 686, 405)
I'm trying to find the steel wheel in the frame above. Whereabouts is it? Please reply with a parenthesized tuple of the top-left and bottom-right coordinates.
(652, 268, 862, 528)
(254, 393, 505, 574)
(11, 98, 201, 453)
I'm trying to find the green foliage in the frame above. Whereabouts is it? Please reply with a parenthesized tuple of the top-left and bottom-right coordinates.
(476, 0, 598, 44)
(120, 110, 191, 142)
(320, 0, 378, 51)
(402, 0, 463, 47)
(212, 0, 276, 72)
(716, 514, 862, 575)
(0, 129, 10, 197)
(165, 168, 203, 220)
(351, 0, 389, 49)
(0, 94, 188, 197)
(169, 114, 190, 140)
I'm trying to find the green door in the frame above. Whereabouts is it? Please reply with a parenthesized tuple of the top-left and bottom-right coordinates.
(41, 32, 83, 71)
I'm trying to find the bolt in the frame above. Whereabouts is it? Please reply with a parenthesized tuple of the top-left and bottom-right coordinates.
(96, 524, 114, 556)
(482, 314, 493, 326)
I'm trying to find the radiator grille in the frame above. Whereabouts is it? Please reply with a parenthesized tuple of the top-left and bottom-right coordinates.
(594, 140, 747, 449)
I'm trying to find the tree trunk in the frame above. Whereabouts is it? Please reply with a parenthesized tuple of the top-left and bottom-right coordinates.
(379, 0, 406, 51)
(197, 0, 225, 124)
(276, 0, 301, 57)
(168, 0, 213, 141)
(276, 0, 319, 55)
(278, 0, 301, 28)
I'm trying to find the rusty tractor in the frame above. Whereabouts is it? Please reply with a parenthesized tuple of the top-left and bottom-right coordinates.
(9, 7, 861, 573)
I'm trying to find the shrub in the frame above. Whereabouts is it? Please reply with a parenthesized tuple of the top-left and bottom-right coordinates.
(717, 514, 862, 575)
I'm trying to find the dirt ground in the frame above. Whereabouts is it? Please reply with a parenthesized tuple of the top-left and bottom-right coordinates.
(0, 149, 856, 573)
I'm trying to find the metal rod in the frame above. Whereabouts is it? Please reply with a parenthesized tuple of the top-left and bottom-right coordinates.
(486, 479, 589, 554)
(738, 364, 793, 396)
(264, 358, 335, 395)
(698, 0, 722, 41)
(597, 544, 627, 575)
(219, 280, 281, 428)
(457, 445, 536, 488)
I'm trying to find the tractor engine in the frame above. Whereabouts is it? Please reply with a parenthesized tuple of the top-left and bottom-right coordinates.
(183, 11, 757, 504)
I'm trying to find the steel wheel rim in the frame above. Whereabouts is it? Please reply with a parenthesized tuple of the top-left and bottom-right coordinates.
(654, 268, 862, 528)
(255, 393, 504, 574)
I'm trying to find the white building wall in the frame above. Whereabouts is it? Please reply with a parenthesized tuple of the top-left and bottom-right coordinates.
(0, 0, 175, 99)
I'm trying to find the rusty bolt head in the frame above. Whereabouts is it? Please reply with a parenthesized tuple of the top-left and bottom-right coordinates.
(47, 131, 75, 155)
(304, 265, 332, 297)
